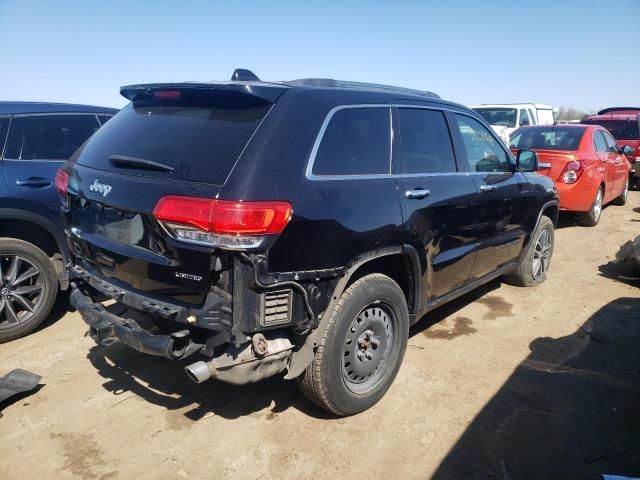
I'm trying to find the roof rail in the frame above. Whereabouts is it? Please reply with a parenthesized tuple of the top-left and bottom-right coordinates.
(286, 78, 440, 99)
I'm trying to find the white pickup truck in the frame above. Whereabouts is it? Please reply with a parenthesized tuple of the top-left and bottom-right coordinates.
(471, 103, 556, 144)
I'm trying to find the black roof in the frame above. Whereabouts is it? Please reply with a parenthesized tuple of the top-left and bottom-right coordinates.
(0, 101, 119, 115)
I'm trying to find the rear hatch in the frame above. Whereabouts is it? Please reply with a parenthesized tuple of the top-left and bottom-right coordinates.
(64, 82, 286, 305)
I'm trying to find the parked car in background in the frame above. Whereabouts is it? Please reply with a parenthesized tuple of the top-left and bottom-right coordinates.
(582, 107, 640, 189)
(62, 71, 559, 415)
(0, 102, 118, 342)
(509, 124, 631, 226)
(472, 103, 555, 144)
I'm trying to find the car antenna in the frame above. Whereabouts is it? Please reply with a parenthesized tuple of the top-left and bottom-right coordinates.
(231, 69, 261, 82)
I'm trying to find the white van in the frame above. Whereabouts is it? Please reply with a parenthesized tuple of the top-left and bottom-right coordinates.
(471, 103, 556, 143)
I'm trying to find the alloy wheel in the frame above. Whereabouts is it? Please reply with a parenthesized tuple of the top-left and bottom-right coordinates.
(593, 189, 603, 222)
(0, 255, 46, 329)
(532, 229, 552, 281)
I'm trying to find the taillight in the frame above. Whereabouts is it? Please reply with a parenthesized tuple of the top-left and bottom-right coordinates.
(560, 160, 585, 184)
(55, 169, 70, 196)
(153, 196, 293, 249)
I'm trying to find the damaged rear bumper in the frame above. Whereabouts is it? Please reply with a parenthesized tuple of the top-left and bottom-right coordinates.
(70, 285, 202, 359)
(71, 284, 295, 385)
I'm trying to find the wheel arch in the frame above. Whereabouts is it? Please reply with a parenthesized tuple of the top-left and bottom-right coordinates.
(286, 245, 422, 379)
(0, 209, 69, 288)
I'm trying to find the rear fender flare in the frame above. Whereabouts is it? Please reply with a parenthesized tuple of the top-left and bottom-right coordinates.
(285, 244, 421, 379)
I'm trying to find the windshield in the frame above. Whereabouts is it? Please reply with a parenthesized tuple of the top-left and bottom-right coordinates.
(76, 92, 271, 184)
(509, 127, 586, 151)
(583, 119, 639, 140)
(473, 108, 517, 128)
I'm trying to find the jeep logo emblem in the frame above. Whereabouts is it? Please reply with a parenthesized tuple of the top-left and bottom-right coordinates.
(89, 179, 112, 197)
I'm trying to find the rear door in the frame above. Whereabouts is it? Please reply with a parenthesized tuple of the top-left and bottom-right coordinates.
(2, 114, 101, 222)
(392, 107, 478, 308)
(602, 130, 628, 195)
(594, 130, 619, 201)
(450, 113, 533, 280)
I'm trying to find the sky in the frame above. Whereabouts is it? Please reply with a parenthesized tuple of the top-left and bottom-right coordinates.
(1, 0, 639, 111)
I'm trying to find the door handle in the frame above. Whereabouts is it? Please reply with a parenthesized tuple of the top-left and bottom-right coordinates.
(480, 184, 497, 192)
(16, 177, 52, 188)
(405, 189, 431, 199)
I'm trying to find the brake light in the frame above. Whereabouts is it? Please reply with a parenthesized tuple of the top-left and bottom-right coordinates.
(560, 160, 585, 184)
(153, 90, 181, 100)
(153, 197, 293, 249)
(55, 169, 70, 196)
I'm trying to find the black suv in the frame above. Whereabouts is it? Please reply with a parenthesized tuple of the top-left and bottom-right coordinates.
(61, 71, 558, 415)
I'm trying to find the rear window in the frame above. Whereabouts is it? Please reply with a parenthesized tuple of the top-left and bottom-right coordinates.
(472, 108, 517, 128)
(583, 119, 639, 140)
(76, 95, 271, 184)
(509, 127, 586, 151)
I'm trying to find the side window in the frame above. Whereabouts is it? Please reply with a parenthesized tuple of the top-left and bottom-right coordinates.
(98, 115, 113, 125)
(4, 115, 101, 161)
(454, 114, 512, 172)
(0, 118, 10, 156)
(593, 131, 608, 152)
(312, 107, 390, 176)
(519, 109, 531, 126)
(602, 131, 619, 153)
(394, 108, 456, 174)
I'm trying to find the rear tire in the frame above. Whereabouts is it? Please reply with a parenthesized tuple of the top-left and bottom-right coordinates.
(0, 239, 58, 343)
(297, 274, 409, 416)
(578, 186, 603, 227)
(504, 215, 554, 287)
(613, 177, 629, 206)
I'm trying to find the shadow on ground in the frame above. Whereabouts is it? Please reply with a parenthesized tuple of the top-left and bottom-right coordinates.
(87, 343, 331, 420)
(432, 297, 640, 479)
(86, 279, 500, 421)
(599, 259, 640, 288)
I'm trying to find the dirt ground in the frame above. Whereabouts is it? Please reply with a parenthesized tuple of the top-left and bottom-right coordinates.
(1, 193, 639, 480)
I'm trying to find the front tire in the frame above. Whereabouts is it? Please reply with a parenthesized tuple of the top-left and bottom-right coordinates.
(0, 239, 58, 343)
(297, 274, 409, 416)
(504, 215, 554, 287)
(579, 186, 603, 227)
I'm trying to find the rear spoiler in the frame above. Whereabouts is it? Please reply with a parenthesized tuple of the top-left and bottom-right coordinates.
(120, 82, 288, 104)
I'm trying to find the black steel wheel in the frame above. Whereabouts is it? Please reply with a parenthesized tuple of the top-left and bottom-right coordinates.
(297, 273, 409, 416)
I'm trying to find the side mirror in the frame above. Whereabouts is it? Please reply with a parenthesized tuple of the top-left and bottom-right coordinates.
(516, 149, 539, 172)
(622, 145, 636, 157)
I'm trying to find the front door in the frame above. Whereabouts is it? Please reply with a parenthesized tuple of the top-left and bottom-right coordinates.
(449, 113, 534, 281)
(2, 114, 101, 223)
(392, 107, 479, 312)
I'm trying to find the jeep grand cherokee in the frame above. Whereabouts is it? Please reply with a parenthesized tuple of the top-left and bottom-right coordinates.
(59, 70, 559, 415)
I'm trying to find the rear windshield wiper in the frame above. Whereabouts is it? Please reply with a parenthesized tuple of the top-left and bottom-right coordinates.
(109, 155, 175, 172)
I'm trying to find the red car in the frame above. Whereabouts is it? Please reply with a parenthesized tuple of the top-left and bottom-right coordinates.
(583, 107, 640, 188)
(510, 124, 631, 226)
